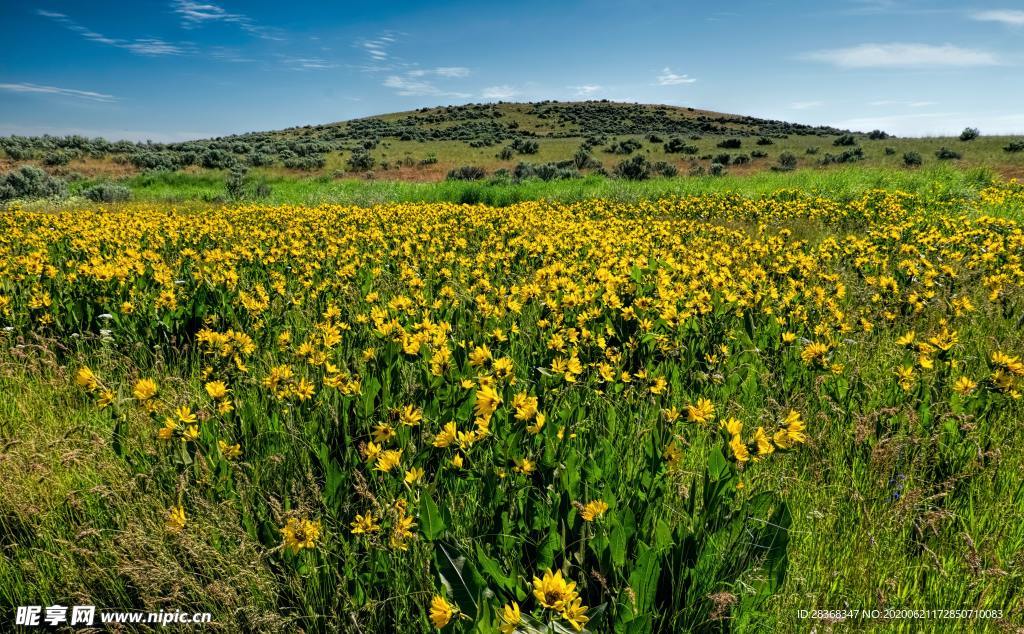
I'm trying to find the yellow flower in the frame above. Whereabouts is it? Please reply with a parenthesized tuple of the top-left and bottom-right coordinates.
(451, 453, 465, 469)
(75, 367, 99, 391)
(350, 512, 381, 534)
(499, 602, 522, 634)
(526, 412, 546, 435)
(375, 449, 403, 473)
(729, 434, 750, 462)
(404, 467, 425, 484)
(753, 426, 774, 456)
(580, 499, 609, 522)
(166, 505, 186, 531)
(133, 378, 158, 400)
(204, 380, 228, 400)
(532, 569, 578, 611)
(399, 404, 423, 426)
(182, 425, 200, 442)
(281, 517, 321, 553)
(474, 385, 502, 419)
(429, 595, 455, 628)
(560, 596, 590, 632)
(218, 440, 241, 459)
(686, 398, 715, 425)
(175, 406, 197, 425)
(434, 422, 458, 448)
(720, 417, 742, 437)
(514, 457, 535, 475)
(952, 376, 977, 396)
(801, 341, 829, 365)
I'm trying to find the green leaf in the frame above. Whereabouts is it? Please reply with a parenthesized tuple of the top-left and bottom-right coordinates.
(475, 543, 515, 592)
(420, 492, 446, 541)
(435, 542, 490, 620)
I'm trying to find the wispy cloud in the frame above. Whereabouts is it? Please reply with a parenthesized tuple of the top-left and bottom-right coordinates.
(790, 100, 824, 110)
(359, 34, 397, 63)
(37, 9, 187, 56)
(408, 67, 471, 78)
(171, 1, 282, 40)
(656, 68, 697, 85)
(971, 9, 1024, 26)
(0, 82, 118, 103)
(383, 75, 470, 98)
(869, 99, 936, 107)
(281, 56, 337, 71)
(481, 85, 517, 99)
(802, 43, 1000, 68)
(570, 84, 602, 97)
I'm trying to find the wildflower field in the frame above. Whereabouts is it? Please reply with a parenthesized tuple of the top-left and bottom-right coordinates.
(2, 185, 1024, 632)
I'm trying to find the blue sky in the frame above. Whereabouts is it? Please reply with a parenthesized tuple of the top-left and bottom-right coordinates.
(1, 0, 1022, 141)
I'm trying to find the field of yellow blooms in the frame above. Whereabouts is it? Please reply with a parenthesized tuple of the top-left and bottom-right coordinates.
(1, 189, 1023, 632)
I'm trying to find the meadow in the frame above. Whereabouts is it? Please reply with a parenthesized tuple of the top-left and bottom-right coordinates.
(2, 178, 1024, 632)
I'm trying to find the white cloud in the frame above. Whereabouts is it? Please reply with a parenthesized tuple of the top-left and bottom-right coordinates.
(37, 9, 187, 56)
(0, 82, 118, 102)
(407, 67, 471, 78)
(481, 85, 518, 99)
(570, 84, 602, 96)
(383, 75, 470, 98)
(171, 1, 281, 40)
(803, 43, 1000, 68)
(869, 99, 936, 107)
(282, 57, 336, 70)
(656, 68, 697, 85)
(359, 35, 396, 62)
(790, 100, 824, 110)
(971, 9, 1024, 26)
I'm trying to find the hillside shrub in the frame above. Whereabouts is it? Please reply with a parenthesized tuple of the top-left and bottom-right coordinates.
(0, 165, 67, 201)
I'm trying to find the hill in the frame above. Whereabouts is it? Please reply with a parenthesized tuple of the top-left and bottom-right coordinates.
(2, 101, 1024, 185)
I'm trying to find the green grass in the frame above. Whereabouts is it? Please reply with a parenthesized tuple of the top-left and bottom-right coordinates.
(116, 165, 1003, 208)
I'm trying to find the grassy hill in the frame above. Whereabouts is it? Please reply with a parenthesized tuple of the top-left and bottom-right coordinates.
(2, 101, 1024, 194)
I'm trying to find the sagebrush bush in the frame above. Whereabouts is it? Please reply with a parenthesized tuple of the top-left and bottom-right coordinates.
(903, 151, 923, 167)
(0, 165, 67, 201)
(83, 182, 132, 203)
(613, 155, 651, 180)
(959, 127, 980, 142)
(935, 147, 962, 160)
(447, 165, 487, 181)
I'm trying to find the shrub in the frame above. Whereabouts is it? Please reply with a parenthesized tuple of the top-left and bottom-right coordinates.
(713, 153, 732, 166)
(805, 146, 819, 155)
(346, 151, 375, 172)
(226, 167, 248, 200)
(0, 165, 68, 201)
(498, 147, 514, 160)
(833, 134, 856, 147)
(716, 138, 742, 149)
(573, 148, 602, 170)
(757, 137, 774, 146)
(447, 165, 486, 181)
(510, 139, 539, 154)
(419, 154, 438, 166)
(606, 139, 643, 155)
(1004, 140, 1024, 153)
(646, 133, 664, 144)
(246, 152, 275, 167)
(776, 152, 798, 171)
(200, 149, 237, 170)
(664, 138, 699, 154)
(284, 155, 327, 170)
(708, 162, 726, 176)
(902, 151, 923, 167)
(651, 161, 678, 177)
(43, 150, 73, 166)
(868, 130, 890, 140)
(82, 182, 132, 203)
(959, 127, 980, 142)
(935, 147, 962, 160)
(820, 148, 864, 165)
(751, 150, 768, 159)
(613, 155, 651, 180)
(884, 147, 896, 155)
(731, 154, 750, 165)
